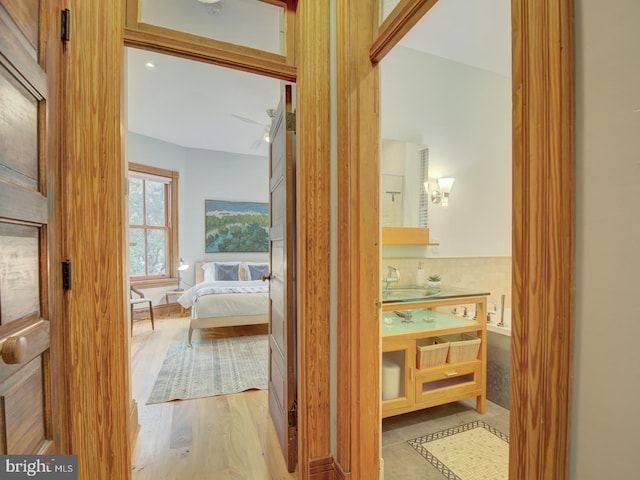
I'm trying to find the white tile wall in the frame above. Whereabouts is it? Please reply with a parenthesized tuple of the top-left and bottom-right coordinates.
(381, 256, 512, 308)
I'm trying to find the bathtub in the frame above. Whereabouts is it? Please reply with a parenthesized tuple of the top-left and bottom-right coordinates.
(487, 307, 511, 336)
(486, 308, 511, 410)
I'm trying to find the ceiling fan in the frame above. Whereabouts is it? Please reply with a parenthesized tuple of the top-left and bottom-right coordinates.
(232, 109, 276, 150)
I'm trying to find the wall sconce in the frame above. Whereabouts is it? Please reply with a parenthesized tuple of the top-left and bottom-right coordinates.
(177, 258, 190, 290)
(429, 177, 455, 207)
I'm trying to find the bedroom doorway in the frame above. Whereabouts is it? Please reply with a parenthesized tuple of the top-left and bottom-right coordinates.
(125, 46, 298, 475)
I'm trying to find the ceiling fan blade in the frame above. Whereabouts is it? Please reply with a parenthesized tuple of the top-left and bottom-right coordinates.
(232, 114, 264, 126)
(250, 137, 264, 150)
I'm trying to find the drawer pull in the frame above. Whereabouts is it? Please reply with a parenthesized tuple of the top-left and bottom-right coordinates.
(445, 371, 458, 377)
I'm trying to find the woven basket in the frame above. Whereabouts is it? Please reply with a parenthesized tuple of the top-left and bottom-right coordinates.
(436, 333, 481, 363)
(416, 338, 449, 369)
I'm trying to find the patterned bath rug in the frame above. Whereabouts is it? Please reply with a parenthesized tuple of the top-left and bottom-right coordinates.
(147, 335, 268, 404)
(407, 420, 509, 480)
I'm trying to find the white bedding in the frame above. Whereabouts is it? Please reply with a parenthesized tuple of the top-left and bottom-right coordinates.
(178, 280, 269, 319)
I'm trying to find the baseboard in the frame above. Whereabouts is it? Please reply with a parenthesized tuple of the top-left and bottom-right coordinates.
(153, 303, 185, 318)
(333, 459, 350, 479)
(306, 456, 351, 479)
(309, 456, 334, 479)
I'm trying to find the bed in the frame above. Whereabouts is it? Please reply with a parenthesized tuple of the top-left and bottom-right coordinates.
(177, 261, 270, 344)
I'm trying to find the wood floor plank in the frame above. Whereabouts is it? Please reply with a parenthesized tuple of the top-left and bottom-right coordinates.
(169, 401, 192, 449)
(131, 317, 297, 479)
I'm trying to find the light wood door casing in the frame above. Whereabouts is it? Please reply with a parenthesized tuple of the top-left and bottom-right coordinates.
(0, 0, 63, 455)
(267, 83, 297, 473)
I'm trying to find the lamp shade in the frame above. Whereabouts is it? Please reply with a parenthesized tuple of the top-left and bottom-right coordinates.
(437, 177, 455, 193)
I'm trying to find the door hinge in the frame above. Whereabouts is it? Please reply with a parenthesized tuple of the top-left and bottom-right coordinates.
(286, 111, 296, 133)
(62, 259, 72, 290)
(61, 9, 70, 42)
(288, 401, 297, 428)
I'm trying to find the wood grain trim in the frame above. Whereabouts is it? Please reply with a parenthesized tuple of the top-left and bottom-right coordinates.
(510, 1, 575, 479)
(370, 0, 439, 64)
(125, 29, 296, 82)
(381, 226, 431, 245)
(0, 183, 47, 225)
(123, 0, 297, 81)
(123, 27, 296, 82)
(308, 455, 334, 479)
(296, 1, 331, 478)
(336, 0, 381, 477)
(0, 6, 47, 99)
(42, 0, 69, 455)
(64, 1, 131, 478)
(333, 458, 350, 480)
(344, 1, 575, 479)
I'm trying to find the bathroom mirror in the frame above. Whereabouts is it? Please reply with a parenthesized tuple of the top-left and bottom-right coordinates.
(380, 139, 429, 228)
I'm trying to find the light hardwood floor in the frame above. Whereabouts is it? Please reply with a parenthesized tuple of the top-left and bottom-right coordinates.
(130, 316, 297, 480)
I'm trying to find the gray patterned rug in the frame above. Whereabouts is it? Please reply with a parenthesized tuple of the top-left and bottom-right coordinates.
(147, 335, 268, 404)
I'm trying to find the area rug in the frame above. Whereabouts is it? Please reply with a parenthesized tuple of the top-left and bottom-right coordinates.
(147, 335, 268, 404)
(407, 420, 509, 480)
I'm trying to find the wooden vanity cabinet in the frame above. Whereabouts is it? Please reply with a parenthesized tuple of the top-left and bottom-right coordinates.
(381, 295, 487, 418)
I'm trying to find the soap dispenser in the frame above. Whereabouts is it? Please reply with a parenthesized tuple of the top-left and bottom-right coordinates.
(415, 261, 426, 287)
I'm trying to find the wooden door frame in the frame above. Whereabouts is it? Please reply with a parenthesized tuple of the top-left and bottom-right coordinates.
(61, 1, 130, 478)
(121, 1, 333, 479)
(66, 0, 572, 478)
(335, 0, 575, 479)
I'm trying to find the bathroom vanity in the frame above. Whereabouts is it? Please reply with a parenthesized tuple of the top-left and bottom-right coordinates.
(381, 287, 489, 418)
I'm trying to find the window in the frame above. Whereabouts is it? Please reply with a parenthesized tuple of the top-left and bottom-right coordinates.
(128, 163, 179, 286)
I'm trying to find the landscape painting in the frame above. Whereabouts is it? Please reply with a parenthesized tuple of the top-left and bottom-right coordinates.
(205, 200, 269, 253)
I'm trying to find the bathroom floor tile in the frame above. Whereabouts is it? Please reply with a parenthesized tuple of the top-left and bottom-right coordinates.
(382, 399, 510, 479)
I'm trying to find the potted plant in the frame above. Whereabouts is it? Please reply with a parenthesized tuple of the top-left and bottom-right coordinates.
(427, 274, 441, 289)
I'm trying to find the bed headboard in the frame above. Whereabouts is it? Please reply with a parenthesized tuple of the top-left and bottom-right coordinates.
(195, 262, 205, 284)
(193, 260, 269, 284)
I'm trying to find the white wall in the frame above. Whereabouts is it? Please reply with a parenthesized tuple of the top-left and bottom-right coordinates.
(127, 132, 269, 301)
(381, 47, 512, 257)
(571, 1, 640, 478)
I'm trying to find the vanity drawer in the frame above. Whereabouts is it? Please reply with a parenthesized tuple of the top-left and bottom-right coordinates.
(416, 359, 480, 382)
(414, 360, 481, 406)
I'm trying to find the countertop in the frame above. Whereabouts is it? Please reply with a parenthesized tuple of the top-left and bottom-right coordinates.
(381, 285, 490, 304)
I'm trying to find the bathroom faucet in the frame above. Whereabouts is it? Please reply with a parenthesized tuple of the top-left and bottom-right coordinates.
(497, 294, 506, 327)
(486, 299, 499, 323)
(488, 299, 499, 312)
(383, 265, 401, 291)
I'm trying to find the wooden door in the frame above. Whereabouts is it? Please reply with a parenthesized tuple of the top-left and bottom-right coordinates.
(267, 83, 297, 472)
(0, 0, 62, 454)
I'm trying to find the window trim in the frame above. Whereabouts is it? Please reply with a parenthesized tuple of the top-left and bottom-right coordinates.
(128, 162, 179, 289)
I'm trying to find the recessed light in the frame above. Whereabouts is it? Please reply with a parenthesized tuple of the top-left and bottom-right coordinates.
(144, 61, 156, 70)
(198, 0, 221, 3)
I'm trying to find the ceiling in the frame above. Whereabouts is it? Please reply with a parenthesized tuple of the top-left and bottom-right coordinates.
(126, 0, 510, 156)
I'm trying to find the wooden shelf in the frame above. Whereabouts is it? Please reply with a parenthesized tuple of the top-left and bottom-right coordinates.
(381, 226, 438, 245)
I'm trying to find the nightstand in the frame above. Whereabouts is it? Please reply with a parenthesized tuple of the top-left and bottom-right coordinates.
(165, 290, 188, 316)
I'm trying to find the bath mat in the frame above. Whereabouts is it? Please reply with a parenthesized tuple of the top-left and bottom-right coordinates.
(147, 335, 268, 404)
(407, 420, 509, 480)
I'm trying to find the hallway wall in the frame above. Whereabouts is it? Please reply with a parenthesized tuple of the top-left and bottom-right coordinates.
(571, 1, 640, 478)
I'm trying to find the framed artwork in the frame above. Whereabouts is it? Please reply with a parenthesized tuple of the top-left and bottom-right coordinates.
(204, 200, 269, 253)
